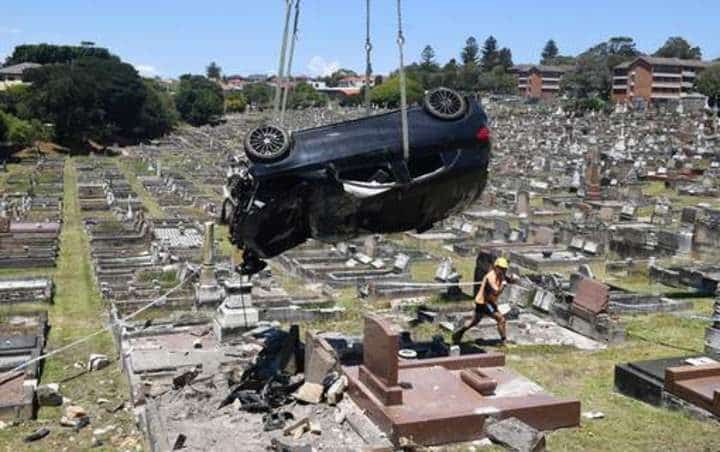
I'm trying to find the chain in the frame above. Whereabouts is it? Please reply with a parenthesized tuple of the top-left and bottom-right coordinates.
(364, 0, 373, 116)
(273, 0, 294, 117)
(280, 0, 301, 125)
(396, 0, 410, 161)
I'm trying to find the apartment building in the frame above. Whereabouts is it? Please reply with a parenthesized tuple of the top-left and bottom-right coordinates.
(612, 56, 711, 104)
(510, 64, 572, 98)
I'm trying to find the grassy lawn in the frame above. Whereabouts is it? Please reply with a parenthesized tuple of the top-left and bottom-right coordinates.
(0, 158, 143, 451)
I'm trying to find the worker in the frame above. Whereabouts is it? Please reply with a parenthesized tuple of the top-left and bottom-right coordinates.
(452, 257, 516, 345)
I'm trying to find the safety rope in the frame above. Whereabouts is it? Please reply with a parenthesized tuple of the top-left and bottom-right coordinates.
(273, 0, 294, 116)
(364, 0, 373, 116)
(280, 0, 301, 125)
(395, 0, 410, 161)
(0, 272, 193, 383)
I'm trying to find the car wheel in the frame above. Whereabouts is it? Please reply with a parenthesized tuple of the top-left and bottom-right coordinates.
(423, 87, 467, 120)
(244, 125, 290, 162)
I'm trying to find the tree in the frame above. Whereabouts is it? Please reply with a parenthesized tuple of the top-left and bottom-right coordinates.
(561, 36, 640, 100)
(421, 45, 437, 69)
(561, 52, 610, 99)
(370, 75, 423, 108)
(476, 66, 516, 94)
(461, 37, 479, 66)
(0, 112, 49, 146)
(5, 43, 115, 65)
(441, 59, 460, 90)
(481, 36, 499, 71)
(24, 57, 154, 142)
(696, 64, 720, 103)
(654, 37, 702, 60)
(289, 82, 327, 109)
(175, 75, 224, 125)
(134, 79, 178, 138)
(225, 91, 248, 113)
(497, 48, 513, 71)
(242, 83, 274, 108)
(206, 62, 222, 80)
(541, 40, 559, 64)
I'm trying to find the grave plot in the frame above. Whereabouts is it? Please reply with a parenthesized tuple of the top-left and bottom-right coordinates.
(344, 314, 580, 446)
(0, 157, 64, 269)
(0, 311, 48, 420)
(0, 277, 53, 305)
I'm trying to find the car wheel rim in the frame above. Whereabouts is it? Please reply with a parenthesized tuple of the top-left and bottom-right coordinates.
(425, 88, 466, 119)
(247, 126, 287, 157)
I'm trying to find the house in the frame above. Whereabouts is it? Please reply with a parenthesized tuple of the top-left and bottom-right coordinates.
(0, 62, 42, 91)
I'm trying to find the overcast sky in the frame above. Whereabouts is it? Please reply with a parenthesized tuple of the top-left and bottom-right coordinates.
(2, 0, 719, 78)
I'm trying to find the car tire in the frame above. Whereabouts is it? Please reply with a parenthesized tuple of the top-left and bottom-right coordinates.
(244, 125, 291, 162)
(423, 87, 467, 120)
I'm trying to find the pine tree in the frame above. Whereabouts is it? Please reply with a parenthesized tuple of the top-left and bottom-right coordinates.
(541, 39, 559, 64)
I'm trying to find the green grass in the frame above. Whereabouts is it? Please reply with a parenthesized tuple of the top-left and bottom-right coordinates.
(0, 158, 144, 451)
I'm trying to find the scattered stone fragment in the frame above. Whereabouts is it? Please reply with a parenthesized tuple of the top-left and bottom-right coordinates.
(88, 354, 110, 371)
(326, 375, 348, 405)
(293, 382, 324, 404)
(37, 383, 63, 406)
(582, 411, 605, 420)
(24, 427, 50, 443)
(486, 417, 546, 452)
(66, 404, 88, 419)
(93, 424, 116, 439)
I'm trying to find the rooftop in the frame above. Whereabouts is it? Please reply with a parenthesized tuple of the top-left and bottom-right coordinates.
(0, 62, 42, 76)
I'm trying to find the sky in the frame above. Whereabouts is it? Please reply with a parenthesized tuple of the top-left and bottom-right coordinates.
(2, 1, 719, 78)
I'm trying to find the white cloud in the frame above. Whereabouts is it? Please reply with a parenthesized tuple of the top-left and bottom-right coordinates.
(0, 26, 22, 34)
(307, 56, 340, 77)
(133, 64, 159, 77)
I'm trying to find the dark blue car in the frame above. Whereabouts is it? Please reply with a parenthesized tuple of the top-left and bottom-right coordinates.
(223, 88, 491, 274)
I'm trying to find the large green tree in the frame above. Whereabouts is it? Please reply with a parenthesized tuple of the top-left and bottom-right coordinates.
(23, 56, 175, 143)
(242, 83, 274, 108)
(476, 66, 516, 94)
(561, 36, 640, 100)
(175, 75, 224, 125)
(654, 37, 702, 60)
(225, 91, 248, 113)
(289, 82, 327, 109)
(135, 79, 178, 138)
(696, 64, 720, 103)
(5, 43, 115, 65)
(370, 75, 423, 108)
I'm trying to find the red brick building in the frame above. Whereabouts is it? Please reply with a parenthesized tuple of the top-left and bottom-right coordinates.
(510, 64, 573, 98)
(612, 56, 711, 104)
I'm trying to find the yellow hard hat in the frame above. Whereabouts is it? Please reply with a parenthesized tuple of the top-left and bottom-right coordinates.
(494, 257, 509, 269)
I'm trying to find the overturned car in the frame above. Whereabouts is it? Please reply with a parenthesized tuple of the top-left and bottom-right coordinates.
(223, 88, 491, 274)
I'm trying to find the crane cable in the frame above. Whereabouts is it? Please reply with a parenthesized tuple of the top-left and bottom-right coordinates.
(364, 0, 373, 116)
(273, 0, 294, 116)
(280, 0, 301, 125)
(396, 0, 410, 161)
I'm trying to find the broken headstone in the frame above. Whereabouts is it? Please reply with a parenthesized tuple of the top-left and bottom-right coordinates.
(37, 383, 63, 406)
(486, 417, 546, 452)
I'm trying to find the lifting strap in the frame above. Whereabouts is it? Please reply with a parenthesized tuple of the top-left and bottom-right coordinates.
(280, 0, 301, 125)
(396, 0, 410, 161)
(364, 0, 373, 116)
(273, 0, 294, 116)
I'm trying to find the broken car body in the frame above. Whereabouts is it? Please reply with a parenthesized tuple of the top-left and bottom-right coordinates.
(224, 88, 492, 271)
